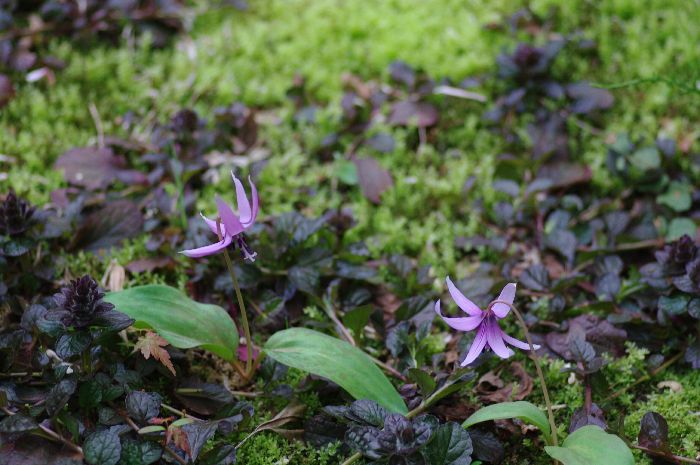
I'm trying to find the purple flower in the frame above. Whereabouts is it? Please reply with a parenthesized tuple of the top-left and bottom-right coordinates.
(435, 277, 538, 366)
(180, 172, 259, 261)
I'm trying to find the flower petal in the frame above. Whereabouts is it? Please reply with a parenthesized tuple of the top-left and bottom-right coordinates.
(201, 213, 226, 237)
(435, 300, 484, 331)
(216, 195, 245, 236)
(246, 175, 259, 226)
(491, 283, 516, 318)
(179, 235, 232, 258)
(231, 172, 253, 226)
(485, 319, 513, 359)
(461, 325, 488, 366)
(501, 331, 539, 351)
(446, 276, 482, 316)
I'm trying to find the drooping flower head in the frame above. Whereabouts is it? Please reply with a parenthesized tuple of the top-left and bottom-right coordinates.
(180, 172, 259, 261)
(435, 277, 538, 366)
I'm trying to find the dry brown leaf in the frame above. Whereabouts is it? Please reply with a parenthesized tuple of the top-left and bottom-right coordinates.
(166, 425, 191, 458)
(477, 362, 533, 403)
(135, 331, 176, 376)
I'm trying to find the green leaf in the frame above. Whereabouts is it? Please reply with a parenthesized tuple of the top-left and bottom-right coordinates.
(408, 368, 437, 397)
(629, 146, 661, 172)
(423, 422, 473, 465)
(462, 401, 551, 439)
(666, 218, 696, 241)
(104, 285, 238, 360)
(118, 439, 162, 465)
(657, 181, 692, 212)
(342, 305, 373, 339)
(544, 425, 634, 465)
(79, 381, 103, 410)
(84, 429, 122, 465)
(658, 295, 689, 316)
(264, 328, 407, 414)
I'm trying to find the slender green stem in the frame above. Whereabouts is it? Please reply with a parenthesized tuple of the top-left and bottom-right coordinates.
(215, 218, 255, 377)
(223, 247, 254, 375)
(491, 301, 558, 447)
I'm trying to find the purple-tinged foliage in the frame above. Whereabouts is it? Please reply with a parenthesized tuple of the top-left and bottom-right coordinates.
(48, 275, 132, 331)
(0, 191, 35, 236)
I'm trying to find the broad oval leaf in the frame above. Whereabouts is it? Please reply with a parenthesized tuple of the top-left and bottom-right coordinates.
(104, 285, 238, 360)
(544, 425, 634, 465)
(462, 401, 551, 439)
(264, 328, 407, 414)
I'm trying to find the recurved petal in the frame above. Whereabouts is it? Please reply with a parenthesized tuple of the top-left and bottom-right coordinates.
(435, 300, 484, 331)
(491, 282, 517, 318)
(461, 325, 489, 366)
(216, 195, 245, 236)
(485, 320, 513, 359)
(246, 175, 259, 226)
(231, 172, 253, 226)
(446, 276, 483, 316)
(201, 213, 226, 237)
(501, 331, 539, 351)
(179, 235, 232, 258)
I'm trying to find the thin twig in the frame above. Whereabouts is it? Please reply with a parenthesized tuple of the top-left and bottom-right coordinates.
(368, 355, 407, 382)
(88, 102, 105, 149)
(630, 443, 700, 464)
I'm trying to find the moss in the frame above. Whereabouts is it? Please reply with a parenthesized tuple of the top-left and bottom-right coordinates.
(236, 433, 342, 465)
(623, 369, 700, 462)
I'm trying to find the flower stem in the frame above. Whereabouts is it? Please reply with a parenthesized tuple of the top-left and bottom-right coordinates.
(222, 247, 254, 376)
(504, 303, 558, 447)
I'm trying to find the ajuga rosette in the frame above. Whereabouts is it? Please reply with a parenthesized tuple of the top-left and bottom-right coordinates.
(49, 275, 133, 331)
(0, 191, 35, 237)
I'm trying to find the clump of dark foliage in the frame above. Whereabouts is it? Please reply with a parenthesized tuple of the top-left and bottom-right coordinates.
(0, 274, 251, 464)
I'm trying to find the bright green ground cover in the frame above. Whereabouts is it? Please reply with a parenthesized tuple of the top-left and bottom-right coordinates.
(2, 0, 700, 463)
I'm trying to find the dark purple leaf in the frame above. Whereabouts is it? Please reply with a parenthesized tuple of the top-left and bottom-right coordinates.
(638, 412, 669, 452)
(0, 74, 15, 108)
(366, 133, 396, 153)
(54, 147, 129, 191)
(354, 157, 393, 204)
(468, 429, 504, 464)
(388, 101, 439, 127)
(389, 61, 416, 88)
(685, 341, 700, 369)
(569, 404, 607, 433)
(71, 200, 144, 252)
(566, 82, 614, 114)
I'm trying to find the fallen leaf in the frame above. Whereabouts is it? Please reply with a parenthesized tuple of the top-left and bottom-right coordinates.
(388, 101, 439, 127)
(135, 332, 176, 376)
(54, 147, 128, 190)
(476, 362, 533, 403)
(354, 157, 393, 204)
(71, 200, 144, 252)
(657, 381, 682, 393)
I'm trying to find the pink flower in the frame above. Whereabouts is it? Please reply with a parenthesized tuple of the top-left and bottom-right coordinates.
(180, 172, 259, 261)
(435, 277, 538, 366)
